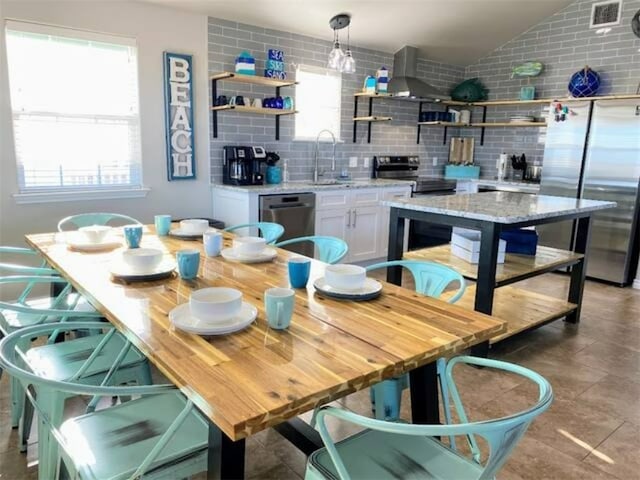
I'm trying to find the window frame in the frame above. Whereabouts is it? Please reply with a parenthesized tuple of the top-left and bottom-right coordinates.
(293, 64, 343, 142)
(4, 20, 148, 203)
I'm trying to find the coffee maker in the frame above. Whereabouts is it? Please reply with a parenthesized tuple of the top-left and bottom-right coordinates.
(223, 146, 266, 185)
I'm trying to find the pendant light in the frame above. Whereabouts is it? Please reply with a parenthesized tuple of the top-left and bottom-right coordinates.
(341, 23, 356, 73)
(327, 14, 352, 72)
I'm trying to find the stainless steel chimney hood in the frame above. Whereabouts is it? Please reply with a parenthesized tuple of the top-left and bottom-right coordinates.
(388, 46, 451, 102)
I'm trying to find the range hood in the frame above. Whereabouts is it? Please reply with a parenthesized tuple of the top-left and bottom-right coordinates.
(388, 46, 451, 102)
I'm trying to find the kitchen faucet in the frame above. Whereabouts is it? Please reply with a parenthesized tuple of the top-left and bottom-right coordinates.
(313, 129, 336, 183)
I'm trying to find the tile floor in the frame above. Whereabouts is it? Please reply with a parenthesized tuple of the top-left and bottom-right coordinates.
(0, 273, 638, 479)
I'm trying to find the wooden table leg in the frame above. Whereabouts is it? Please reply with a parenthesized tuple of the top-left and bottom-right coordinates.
(566, 216, 592, 324)
(386, 207, 405, 286)
(409, 361, 440, 426)
(208, 422, 245, 480)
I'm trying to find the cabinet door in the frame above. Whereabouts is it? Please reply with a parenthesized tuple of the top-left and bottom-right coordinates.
(349, 205, 383, 262)
(315, 206, 351, 248)
(379, 188, 411, 258)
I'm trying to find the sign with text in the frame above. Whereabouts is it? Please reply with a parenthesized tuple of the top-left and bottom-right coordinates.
(163, 52, 195, 181)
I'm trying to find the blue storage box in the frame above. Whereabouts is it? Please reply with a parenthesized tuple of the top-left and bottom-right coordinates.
(500, 228, 538, 255)
(445, 165, 480, 179)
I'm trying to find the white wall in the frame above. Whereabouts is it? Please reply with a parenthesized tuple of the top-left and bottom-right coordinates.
(0, 0, 211, 246)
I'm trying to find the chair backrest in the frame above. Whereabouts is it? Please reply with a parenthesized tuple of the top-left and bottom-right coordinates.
(223, 222, 284, 244)
(0, 321, 191, 479)
(366, 260, 466, 303)
(57, 213, 141, 231)
(0, 276, 103, 333)
(313, 355, 553, 480)
(0, 246, 57, 276)
(275, 236, 348, 264)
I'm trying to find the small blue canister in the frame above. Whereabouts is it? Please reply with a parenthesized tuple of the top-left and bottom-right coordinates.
(266, 166, 282, 184)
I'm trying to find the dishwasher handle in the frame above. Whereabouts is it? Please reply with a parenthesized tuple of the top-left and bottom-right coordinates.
(268, 203, 309, 210)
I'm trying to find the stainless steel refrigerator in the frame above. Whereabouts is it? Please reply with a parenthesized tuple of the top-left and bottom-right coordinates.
(538, 99, 640, 286)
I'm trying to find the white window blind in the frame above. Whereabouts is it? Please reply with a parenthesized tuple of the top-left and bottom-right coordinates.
(294, 65, 342, 141)
(5, 21, 142, 192)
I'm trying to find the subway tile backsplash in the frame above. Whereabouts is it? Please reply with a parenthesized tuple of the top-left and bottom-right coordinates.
(208, 0, 640, 183)
(207, 17, 465, 184)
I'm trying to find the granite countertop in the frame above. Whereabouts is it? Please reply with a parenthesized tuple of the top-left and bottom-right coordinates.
(382, 191, 616, 224)
(210, 178, 415, 194)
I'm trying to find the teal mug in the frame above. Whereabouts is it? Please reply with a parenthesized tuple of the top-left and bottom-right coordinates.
(264, 287, 295, 330)
(123, 225, 143, 248)
(176, 249, 200, 280)
(283, 96, 294, 110)
(154, 215, 172, 236)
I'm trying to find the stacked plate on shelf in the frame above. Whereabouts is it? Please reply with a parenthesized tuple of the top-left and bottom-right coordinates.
(509, 115, 535, 123)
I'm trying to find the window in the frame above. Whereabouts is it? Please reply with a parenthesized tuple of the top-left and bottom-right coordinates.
(5, 21, 143, 196)
(294, 65, 342, 141)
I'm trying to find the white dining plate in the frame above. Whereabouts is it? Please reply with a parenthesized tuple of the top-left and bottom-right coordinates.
(67, 236, 121, 252)
(110, 259, 176, 280)
(313, 277, 382, 301)
(169, 302, 257, 335)
(220, 247, 277, 264)
(169, 228, 206, 239)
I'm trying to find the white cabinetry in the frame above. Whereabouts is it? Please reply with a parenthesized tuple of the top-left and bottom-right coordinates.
(315, 186, 411, 262)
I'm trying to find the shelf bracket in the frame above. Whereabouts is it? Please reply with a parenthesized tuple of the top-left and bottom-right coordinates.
(367, 97, 373, 143)
(212, 78, 218, 138)
(480, 106, 487, 146)
(275, 86, 281, 141)
(416, 101, 424, 144)
(443, 105, 451, 145)
(352, 96, 358, 143)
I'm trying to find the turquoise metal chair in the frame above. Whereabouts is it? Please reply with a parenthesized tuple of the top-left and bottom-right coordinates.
(275, 236, 348, 264)
(0, 322, 207, 480)
(0, 246, 58, 276)
(223, 221, 285, 244)
(57, 212, 141, 231)
(365, 260, 466, 421)
(0, 276, 151, 458)
(307, 356, 553, 480)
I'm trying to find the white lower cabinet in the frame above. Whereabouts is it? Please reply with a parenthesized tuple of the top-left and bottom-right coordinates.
(315, 186, 411, 263)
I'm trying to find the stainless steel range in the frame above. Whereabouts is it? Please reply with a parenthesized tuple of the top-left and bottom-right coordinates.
(373, 155, 455, 249)
(373, 155, 456, 195)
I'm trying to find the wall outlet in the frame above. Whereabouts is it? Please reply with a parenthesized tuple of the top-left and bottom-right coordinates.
(432, 157, 438, 166)
(349, 156, 358, 168)
(363, 157, 370, 168)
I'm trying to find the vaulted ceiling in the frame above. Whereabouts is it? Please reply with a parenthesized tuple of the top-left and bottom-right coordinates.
(140, 0, 574, 65)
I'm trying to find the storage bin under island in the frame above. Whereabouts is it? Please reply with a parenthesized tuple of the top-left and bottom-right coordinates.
(382, 192, 616, 354)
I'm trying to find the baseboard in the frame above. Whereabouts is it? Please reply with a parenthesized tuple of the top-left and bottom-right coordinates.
(633, 278, 640, 290)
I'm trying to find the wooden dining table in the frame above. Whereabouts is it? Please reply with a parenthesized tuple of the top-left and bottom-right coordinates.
(26, 227, 506, 479)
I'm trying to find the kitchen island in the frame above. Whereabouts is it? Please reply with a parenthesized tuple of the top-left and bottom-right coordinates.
(383, 192, 616, 351)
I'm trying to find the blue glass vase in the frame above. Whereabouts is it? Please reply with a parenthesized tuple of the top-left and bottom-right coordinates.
(266, 166, 282, 184)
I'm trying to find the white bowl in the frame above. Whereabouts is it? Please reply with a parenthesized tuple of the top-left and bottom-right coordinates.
(121, 248, 163, 272)
(180, 219, 209, 234)
(233, 236, 267, 256)
(190, 287, 243, 323)
(79, 225, 112, 244)
(325, 264, 367, 291)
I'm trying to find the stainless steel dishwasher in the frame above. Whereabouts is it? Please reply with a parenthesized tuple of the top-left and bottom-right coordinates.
(259, 193, 316, 257)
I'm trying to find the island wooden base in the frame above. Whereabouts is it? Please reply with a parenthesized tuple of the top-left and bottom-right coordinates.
(450, 285, 577, 344)
(405, 244, 583, 286)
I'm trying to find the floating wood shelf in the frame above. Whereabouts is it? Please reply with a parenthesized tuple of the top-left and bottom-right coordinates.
(210, 72, 297, 88)
(211, 105, 297, 116)
(453, 285, 577, 344)
(353, 116, 392, 122)
(445, 94, 640, 107)
(354, 92, 394, 98)
(418, 121, 470, 127)
(405, 244, 583, 287)
(472, 122, 547, 127)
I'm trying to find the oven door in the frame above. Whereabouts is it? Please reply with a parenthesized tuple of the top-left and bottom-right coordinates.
(408, 190, 456, 250)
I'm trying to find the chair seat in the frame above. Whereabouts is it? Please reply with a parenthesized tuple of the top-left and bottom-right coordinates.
(26, 332, 147, 382)
(308, 429, 485, 480)
(59, 394, 208, 480)
(0, 294, 96, 332)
